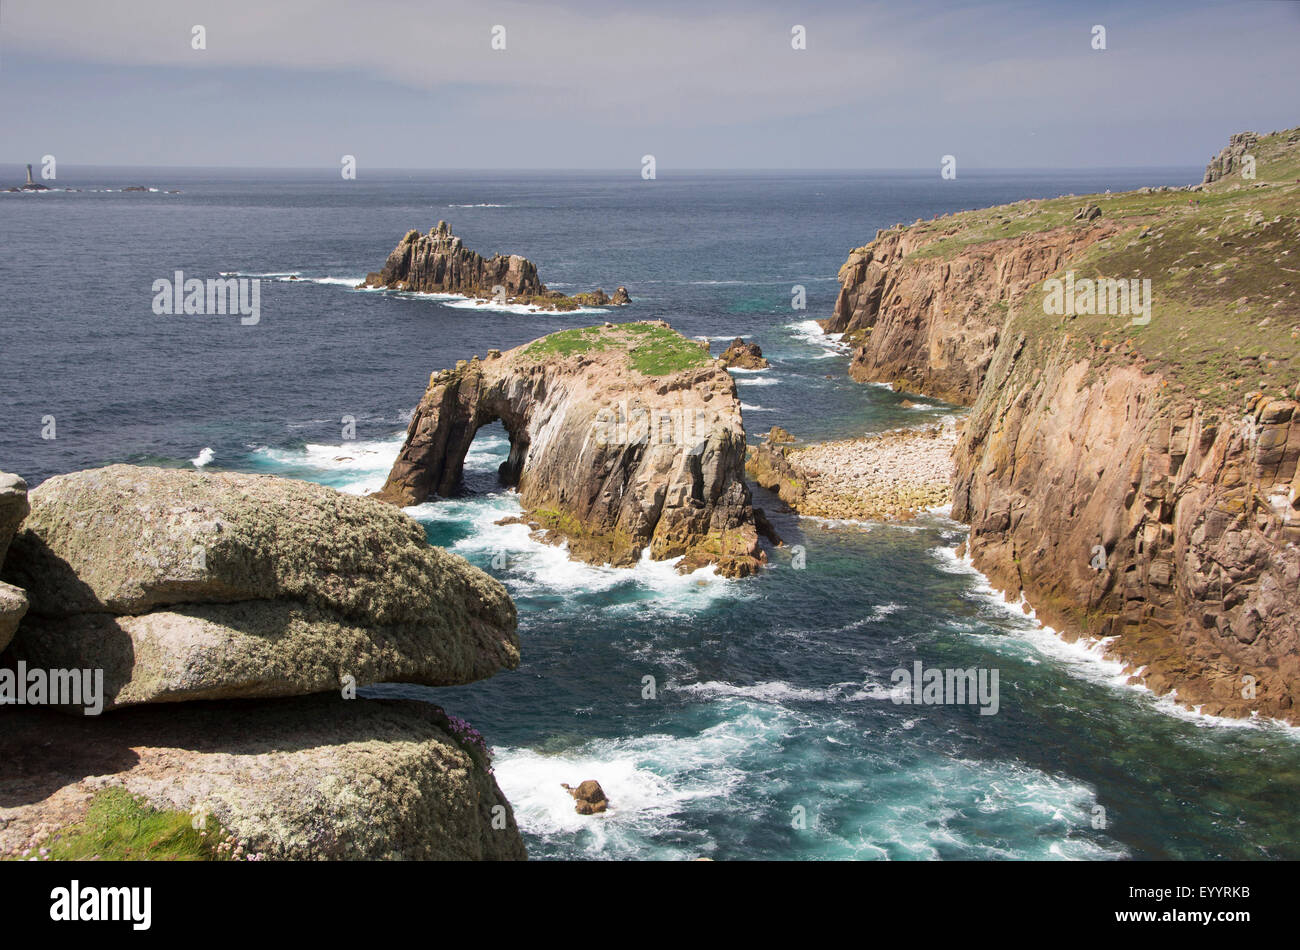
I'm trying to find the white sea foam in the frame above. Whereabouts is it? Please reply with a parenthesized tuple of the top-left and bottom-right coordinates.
(786, 318, 850, 357)
(675, 680, 838, 704)
(493, 682, 1125, 860)
(304, 276, 367, 286)
(735, 376, 778, 387)
(191, 447, 214, 468)
(491, 712, 778, 858)
(401, 480, 741, 610)
(439, 296, 608, 316)
(228, 272, 369, 287)
(249, 435, 405, 494)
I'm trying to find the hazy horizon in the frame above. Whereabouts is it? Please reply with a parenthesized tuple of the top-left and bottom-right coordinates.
(0, 161, 1210, 173)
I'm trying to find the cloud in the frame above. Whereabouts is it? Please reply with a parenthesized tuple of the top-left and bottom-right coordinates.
(3, 0, 907, 125)
(2, 0, 1296, 167)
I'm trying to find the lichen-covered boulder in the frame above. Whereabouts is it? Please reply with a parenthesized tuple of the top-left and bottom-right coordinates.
(2, 466, 518, 709)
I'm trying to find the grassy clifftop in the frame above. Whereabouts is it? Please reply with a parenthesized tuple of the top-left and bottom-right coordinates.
(881, 127, 1300, 411)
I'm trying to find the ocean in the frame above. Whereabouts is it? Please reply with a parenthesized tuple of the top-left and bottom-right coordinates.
(4, 164, 1300, 860)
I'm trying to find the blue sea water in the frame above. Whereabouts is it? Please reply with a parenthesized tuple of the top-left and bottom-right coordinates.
(4, 165, 1300, 861)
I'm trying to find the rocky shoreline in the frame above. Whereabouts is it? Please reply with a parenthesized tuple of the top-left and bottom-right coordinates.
(748, 423, 957, 522)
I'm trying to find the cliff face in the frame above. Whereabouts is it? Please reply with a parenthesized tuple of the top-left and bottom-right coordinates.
(375, 322, 772, 577)
(829, 128, 1300, 722)
(360, 220, 630, 311)
(954, 344, 1299, 719)
(825, 220, 1124, 405)
(1203, 131, 1259, 184)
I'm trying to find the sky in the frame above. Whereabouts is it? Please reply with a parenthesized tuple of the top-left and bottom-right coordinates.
(1, 0, 1297, 170)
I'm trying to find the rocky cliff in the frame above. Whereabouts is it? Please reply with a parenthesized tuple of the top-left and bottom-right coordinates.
(824, 218, 1126, 403)
(827, 127, 1300, 722)
(360, 220, 630, 312)
(375, 321, 775, 577)
(0, 466, 526, 859)
(1204, 132, 1260, 184)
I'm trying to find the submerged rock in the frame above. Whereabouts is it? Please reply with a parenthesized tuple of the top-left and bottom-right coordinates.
(374, 321, 774, 577)
(3, 465, 518, 709)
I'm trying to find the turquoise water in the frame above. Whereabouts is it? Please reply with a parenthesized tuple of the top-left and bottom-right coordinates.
(4, 167, 1299, 859)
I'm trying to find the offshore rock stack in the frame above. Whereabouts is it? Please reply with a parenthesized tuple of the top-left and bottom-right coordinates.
(360, 220, 630, 312)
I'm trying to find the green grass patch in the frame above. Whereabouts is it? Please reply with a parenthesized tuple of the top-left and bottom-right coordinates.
(523, 322, 710, 376)
(14, 788, 249, 861)
(624, 324, 711, 375)
(523, 324, 610, 359)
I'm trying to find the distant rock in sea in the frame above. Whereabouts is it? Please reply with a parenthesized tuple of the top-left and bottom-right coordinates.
(359, 220, 631, 312)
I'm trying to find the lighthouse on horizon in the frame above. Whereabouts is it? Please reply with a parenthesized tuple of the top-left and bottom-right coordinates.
(14, 162, 50, 192)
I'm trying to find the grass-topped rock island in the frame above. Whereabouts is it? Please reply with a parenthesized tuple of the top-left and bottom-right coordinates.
(374, 321, 780, 577)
